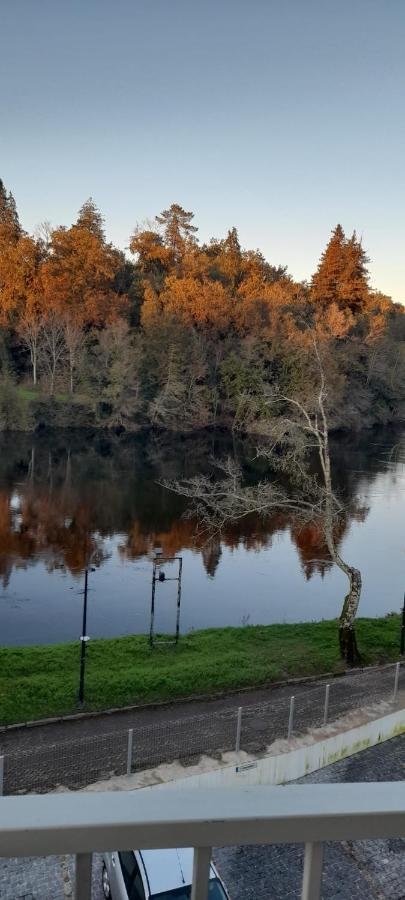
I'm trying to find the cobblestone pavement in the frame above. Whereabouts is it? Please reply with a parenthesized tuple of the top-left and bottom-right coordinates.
(1, 734, 405, 899)
(215, 733, 405, 899)
(2, 663, 404, 794)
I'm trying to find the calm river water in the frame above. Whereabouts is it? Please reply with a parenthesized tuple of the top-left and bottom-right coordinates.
(0, 428, 404, 646)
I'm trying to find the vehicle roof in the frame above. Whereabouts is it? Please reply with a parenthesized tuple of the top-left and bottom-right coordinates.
(139, 848, 216, 895)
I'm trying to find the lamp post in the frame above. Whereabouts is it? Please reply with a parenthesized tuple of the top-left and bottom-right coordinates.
(78, 566, 91, 705)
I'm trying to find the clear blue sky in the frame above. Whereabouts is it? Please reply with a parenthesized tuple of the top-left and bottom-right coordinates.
(1, 0, 404, 300)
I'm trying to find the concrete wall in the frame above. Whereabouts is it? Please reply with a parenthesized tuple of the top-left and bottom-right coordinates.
(150, 707, 405, 791)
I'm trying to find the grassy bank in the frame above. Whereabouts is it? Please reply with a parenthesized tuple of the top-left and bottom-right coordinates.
(0, 616, 401, 726)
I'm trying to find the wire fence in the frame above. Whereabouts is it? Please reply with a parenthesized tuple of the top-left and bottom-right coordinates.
(1, 662, 404, 796)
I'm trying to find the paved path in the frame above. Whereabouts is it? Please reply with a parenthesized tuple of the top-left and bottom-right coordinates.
(1, 664, 402, 793)
(1, 734, 405, 899)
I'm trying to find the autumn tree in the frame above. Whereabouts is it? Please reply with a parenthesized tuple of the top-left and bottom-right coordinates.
(129, 227, 171, 290)
(337, 232, 370, 310)
(156, 203, 198, 267)
(76, 197, 105, 241)
(0, 178, 21, 242)
(0, 181, 36, 326)
(216, 227, 242, 288)
(311, 224, 370, 311)
(42, 208, 125, 327)
(142, 275, 233, 333)
(0, 233, 44, 330)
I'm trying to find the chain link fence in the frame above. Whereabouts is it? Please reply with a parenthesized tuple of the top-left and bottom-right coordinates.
(1, 662, 403, 796)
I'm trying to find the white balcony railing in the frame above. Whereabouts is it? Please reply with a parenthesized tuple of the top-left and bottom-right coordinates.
(0, 784, 404, 900)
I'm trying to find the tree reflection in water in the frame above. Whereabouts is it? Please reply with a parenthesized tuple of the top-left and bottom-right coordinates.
(0, 427, 401, 592)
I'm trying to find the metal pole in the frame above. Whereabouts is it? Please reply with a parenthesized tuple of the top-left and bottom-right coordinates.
(150, 561, 156, 648)
(393, 662, 400, 703)
(127, 728, 134, 775)
(323, 684, 330, 725)
(400, 593, 405, 655)
(288, 696, 295, 740)
(0, 756, 4, 796)
(301, 842, 324, 900)
(175, 557, 183, 644)
(235, 706, 243, 753)
(78, 568, 89, 705)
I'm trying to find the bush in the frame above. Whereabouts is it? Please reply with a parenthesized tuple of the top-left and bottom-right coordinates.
(0, 374, 34, 431)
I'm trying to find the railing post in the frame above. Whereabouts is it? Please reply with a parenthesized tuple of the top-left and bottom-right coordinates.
(393, 662, 400, 703)
(288, 695, 295, 740)
(0, 756, 4, 796)
(235, 706, 242, 753)
(191, 847, 212, 900)
(301, 841, 324, 900)
(127, 728, 134, 775)
(323, 684, 330, 725)
(75, 852, 92, 900)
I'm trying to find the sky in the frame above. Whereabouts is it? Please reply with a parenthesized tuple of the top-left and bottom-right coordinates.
(1, 0, 405, 301)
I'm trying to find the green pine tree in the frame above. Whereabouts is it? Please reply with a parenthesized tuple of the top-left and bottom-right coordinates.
(76, 197, 105, 241)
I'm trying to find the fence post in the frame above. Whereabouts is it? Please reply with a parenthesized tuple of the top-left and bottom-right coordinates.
(288, 696, 295, 740)
(75, 852, 92, 900)
(301, 842, 324, 900)
(0, 756, 3, 796)
(126, 728, 134, 775)
(393, 662, 400, 704)
(323, 684, 330, 725)
(235, 706, 242, 753)
(191, 847, 212, 900)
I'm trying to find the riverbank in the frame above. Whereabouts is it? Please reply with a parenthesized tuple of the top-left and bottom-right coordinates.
(0, 616, 401, 726)
(4, 385, 404, 434)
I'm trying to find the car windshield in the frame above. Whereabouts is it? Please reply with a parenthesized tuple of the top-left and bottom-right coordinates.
(152, 878, 227, 900)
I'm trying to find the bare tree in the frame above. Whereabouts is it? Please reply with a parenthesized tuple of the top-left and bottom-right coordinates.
(164, 345, 363, 664)
(63, 316, 86, 394)
(272, 344, 362, 663)
(39, 311, 66, 395)
(17, 310, 44, 385)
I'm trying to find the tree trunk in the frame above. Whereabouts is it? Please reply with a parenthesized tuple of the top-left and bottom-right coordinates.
(30, 343, 37, 385)
(338, 565, 362, 664)
(321, 433, 362, 665)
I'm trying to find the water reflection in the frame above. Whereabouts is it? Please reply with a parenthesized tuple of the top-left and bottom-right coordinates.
(0, 428, 403, 644)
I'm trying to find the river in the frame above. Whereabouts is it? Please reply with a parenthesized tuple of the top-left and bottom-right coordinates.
(0, 427, 404, 646)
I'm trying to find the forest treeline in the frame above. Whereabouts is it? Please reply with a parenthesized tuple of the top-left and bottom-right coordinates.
(0, 178, 404, 433)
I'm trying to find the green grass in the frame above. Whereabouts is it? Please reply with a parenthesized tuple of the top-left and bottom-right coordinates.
(17, 386, 39, 401)
(0, 615, 401, 726)
(16, 385, 92, 404)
